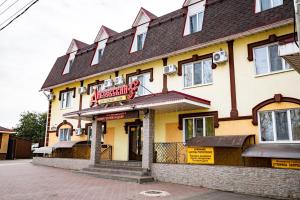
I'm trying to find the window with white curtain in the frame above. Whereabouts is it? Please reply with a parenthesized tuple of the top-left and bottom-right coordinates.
(128, 73, 151, 96)
(254, 43, 291, 75)
(255, 0, 283, 12)
(259, 109, 300, 143)
(60, 91, 73, 109)
(183, 116, 215, 143)
(183, 58, 213, 88)
(189, 12, 204, 34)
(59, 128, 71, 141)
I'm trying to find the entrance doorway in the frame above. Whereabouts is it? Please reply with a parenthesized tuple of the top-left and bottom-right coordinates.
(128, 125, 143, 161)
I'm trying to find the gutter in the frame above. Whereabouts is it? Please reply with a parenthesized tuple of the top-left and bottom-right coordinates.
(41, 18, 293, 91)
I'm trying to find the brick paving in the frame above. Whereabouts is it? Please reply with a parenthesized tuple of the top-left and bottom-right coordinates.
(0, 160, 273, 200)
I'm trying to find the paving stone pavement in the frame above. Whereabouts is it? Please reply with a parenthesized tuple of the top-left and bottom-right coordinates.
(0, 160, 274, 200)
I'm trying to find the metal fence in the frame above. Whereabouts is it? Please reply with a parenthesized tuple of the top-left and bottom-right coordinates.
(154, 142, 187, 164)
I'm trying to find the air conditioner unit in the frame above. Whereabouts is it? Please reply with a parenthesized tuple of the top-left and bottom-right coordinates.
(213, 50, 228, 64)
(114, 76, 125, 86)
(164, 64, 177, 75)
(75, 128, 82, 136)
(47, 94, 55, 101)
(78, 86, 87, 94)
(103, 79, 113, 89)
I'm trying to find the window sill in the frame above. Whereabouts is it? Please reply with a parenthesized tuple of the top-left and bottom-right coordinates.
(183, 83, 213, 90)
(60, 107, 73, 111)
(254, 69, 294, 78)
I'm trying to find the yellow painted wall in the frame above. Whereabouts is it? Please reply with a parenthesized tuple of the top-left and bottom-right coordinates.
(234, 24, 300, 117)
(0, 134, 9, 154)
(47, 23, 300, 150)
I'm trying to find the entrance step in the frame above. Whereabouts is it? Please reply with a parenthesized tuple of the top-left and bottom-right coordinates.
(79, 161, 154, 184)
(77, 170, 154, 184)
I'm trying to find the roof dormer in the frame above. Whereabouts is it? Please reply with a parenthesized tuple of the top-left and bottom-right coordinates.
(92, 26, 118, 66)
(63, 39, 88, 75)
(183, 0, 206, 36)
(130, 8, 157, 53)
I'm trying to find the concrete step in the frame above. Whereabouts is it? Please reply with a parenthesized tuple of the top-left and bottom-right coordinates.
(82, 167, 149, 176)
(93, 164, 143, 171)
(98, 161, 142, 167)
(77, 170, 154, 184)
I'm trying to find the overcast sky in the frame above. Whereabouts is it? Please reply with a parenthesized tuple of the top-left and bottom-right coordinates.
(0, 0, 184, 129)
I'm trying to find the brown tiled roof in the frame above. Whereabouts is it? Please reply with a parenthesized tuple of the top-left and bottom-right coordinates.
(73, 39, 89, 49)
(141, 7, 157, 20)
(64, 90, 210, 117)
(0, 126, 14, 133)
(102, 26, 118, 37)
(41, 0, 294, 89)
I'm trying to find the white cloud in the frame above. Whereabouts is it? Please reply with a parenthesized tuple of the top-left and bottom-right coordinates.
(0, 0, 183, 128)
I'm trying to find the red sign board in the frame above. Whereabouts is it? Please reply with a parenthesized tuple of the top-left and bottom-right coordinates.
(90, 80, 140, 107)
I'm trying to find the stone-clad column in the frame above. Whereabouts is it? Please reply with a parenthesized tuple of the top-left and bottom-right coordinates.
(142, 109, 155, 171)
(90, 120, 103, 165)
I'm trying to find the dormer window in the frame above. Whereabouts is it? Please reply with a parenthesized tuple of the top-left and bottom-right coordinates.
(183, 0, 205, 36)
(130, 8, 157, 53)
(255, 0, 283, 13)
(189, 12, 204, 34)
(63, 39, 88, 75)
(92, 26, 118, 66)
(137, 33, 146, 51)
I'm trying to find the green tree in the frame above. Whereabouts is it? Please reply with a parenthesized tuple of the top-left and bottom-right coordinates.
(15, 111, 47, 142)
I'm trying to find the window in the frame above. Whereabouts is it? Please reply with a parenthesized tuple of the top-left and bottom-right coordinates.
(59, 128, 71, 141)
(60, 91, 73, 109)
(189, 12, 204, 34)
(63, 59, 74, 74)
(87, 125, 104, 142)
(259, 108, 300, 143)
(256, 0, 283, 12)
(128, 73, 151, 96)
(254, 43, 291, 75)
(137, 33, 146, 51)
(183, 116, 214, 142)
(183, 58, 213, 88)
(89, 84, 102, 95)
(97, 49, 103, 63)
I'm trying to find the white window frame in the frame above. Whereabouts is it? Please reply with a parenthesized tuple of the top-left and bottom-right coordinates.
(128, 72, 151, 97)
(136, 32, 146, 51)
(253, 42, 292, 76)
(189, 11, 204, 34)
(59, 128, 71, 141)
(89, 84, 103, 95)
(60, 91, 73, 109)
(182, 116, 214, 143)
(255, 0, 283, 13)
(258, 108, 300, 144)
(183, 58, 213, 88)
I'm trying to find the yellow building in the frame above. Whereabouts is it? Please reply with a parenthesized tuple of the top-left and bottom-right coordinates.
(0, 126, 15, 160)
(41, 0, 299, 171)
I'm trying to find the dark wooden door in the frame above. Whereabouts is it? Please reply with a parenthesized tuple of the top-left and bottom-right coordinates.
(128, 125, 142, 161)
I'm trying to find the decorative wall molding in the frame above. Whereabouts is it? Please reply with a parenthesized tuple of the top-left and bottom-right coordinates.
(252, 94, 300, 125)
(177, 53, 217, 76)
(178, 111, 219, 130)
(126, 68, 154, 84)
(247, 33, 295, 61)
(162, 58, 168, 93)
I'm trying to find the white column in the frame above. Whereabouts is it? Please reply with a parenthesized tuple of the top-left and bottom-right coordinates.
(90, 120, 103, 165)
(142, 109, 155, 171)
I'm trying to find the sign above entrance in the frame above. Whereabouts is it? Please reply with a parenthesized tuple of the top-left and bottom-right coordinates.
(90, 80, 140, 107)
(97, 111, 139, 121)
(272, 159, 300, 170)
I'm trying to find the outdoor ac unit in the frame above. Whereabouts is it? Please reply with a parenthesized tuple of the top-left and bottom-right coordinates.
(104, 79, 113, 89)
(75, 128, 82, 136)
(164, 64, 177, 75)
(78, 86, 87, 94)
(213, 50, 228, 64)
(47, 94, 55, 101)
(114, 76, 125, 86)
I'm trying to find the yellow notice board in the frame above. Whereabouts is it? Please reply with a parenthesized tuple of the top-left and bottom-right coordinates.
(187, 147, 214, 164)
(272, 159, 300, 170)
